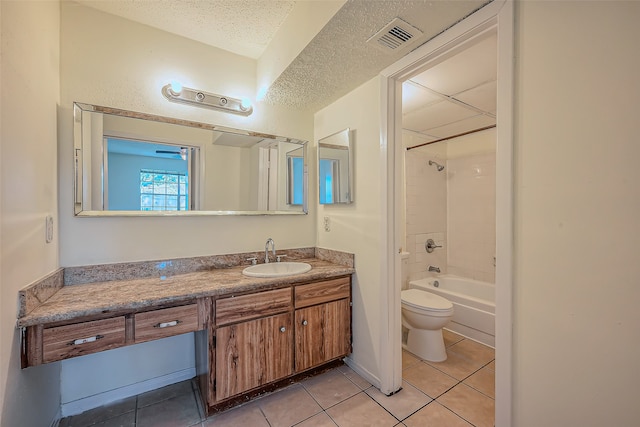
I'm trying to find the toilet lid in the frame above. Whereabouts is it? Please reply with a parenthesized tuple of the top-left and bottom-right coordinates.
(401, 289, 453, 311)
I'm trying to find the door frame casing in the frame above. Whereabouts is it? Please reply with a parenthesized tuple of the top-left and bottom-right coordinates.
(378, 1, 514, 425)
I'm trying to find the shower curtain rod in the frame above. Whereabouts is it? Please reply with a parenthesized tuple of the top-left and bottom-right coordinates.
(406, 124, 496, 151)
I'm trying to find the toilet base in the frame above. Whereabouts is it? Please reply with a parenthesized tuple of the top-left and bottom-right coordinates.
(406, 328, 447, 362)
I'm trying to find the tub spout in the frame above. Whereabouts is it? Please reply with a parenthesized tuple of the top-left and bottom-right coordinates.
(428, 265, 441, 273)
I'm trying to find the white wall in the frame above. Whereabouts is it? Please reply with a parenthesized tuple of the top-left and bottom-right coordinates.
(0, 1, 61, 426)
(513, 1, 640, 425)
(58, 2, 316, 412)
(315, 77, 383, 384)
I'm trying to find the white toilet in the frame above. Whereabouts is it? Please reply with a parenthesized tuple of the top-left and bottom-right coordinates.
(401, 288, 454, 362)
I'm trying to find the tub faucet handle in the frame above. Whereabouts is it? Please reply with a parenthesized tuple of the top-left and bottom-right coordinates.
(425, 239, 442, 253)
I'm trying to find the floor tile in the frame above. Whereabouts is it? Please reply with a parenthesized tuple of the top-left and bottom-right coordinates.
(437, 383, 495, 427)
(136, 391, 202, 427)
(295, 411, 339, 426)
(365, 380, 431, 421)
(302, 369, 361, 409)
(402, 350, 420, 370)
(463, 363, 495, 398)
(449, 339, 495, 365)
(202, 401, 269, 427)
(402, 362, 458, 399)
(61, 397, 136, 427)
(137, 380, 194, 408)
(429, 339, 494, 382)
(443, 329, 465, 348)
(94, 411, 136, 427)
(257, 383, 323, 427)
(425, 349, 486, 381)
(404, 402, 473, 427)
(325, 392, 398, 427)
(340, 366, 372, 390)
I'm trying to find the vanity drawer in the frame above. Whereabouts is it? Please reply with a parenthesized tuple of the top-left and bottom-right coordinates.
(216, 288, 292, 326)
(43, 317, 126, 363)
(135, 304, 199, 343)
(295, 277, 351, 308)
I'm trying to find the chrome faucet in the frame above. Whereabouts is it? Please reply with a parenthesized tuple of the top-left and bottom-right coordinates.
(428, 265, 441, 273)
(264, 238, 275, 263)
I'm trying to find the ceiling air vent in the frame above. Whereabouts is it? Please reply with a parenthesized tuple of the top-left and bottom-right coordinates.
(367, 17, 424, 53)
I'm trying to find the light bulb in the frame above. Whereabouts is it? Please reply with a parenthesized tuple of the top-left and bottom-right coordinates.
(240, 98, 252, 111)
(170, 80, 183, 95)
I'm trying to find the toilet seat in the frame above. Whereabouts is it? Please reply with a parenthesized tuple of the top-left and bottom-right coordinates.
(401, 289, 453, 311)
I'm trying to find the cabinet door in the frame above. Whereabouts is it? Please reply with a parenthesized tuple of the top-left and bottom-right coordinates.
(295, 298, 350, 372)
(216, 312, 293, 401)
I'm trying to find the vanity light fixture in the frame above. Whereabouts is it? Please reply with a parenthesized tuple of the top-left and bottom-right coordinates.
(161, 82, 253, 116)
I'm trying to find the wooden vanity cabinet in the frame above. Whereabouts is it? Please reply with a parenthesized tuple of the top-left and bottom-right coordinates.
(208, 277, 351, 407)
(215, 312, 293, 400)
(22, 302, 202, 368)
(214, 288, 293, 401)
(294, 277, 351, 372)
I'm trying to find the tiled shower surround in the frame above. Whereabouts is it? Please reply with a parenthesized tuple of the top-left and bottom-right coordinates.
(405, 148, 496, 284)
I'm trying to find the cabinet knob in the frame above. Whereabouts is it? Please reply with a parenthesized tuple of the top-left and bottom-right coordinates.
(279, 326, 286, 333)
(302, 320, 308, 326)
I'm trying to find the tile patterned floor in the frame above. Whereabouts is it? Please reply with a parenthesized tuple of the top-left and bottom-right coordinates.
(59, 330, 494, 427)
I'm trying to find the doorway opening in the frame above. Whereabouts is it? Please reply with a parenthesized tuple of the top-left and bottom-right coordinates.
(379, 2, 513, 425)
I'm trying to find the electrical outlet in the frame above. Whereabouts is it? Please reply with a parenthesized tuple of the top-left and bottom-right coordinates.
(323, 216, 331, 232)
(45, 215, 54, 243)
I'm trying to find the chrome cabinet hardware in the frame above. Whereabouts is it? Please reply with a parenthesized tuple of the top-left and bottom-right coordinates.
(71, 335, 104, 346)
(155, 320, 180, 329)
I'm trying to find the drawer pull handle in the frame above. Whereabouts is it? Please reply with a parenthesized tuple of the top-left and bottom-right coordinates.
(279, 326, 286, 333)
(155, 320, 180, 329)
(71, 335, 104, 345)
(302, 320, 308, 326)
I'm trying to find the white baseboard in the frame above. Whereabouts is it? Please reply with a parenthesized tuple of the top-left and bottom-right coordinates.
(343, 356, 380, 390)
(60, 368, 196, 418)
(50, 407, 62, 427)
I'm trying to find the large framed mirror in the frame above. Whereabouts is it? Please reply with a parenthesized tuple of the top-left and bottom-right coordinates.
(73, 102, 308, 216)
(318, 128, 353, 204)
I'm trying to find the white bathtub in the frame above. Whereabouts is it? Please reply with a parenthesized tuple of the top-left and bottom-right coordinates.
(409, 275, 495, 347)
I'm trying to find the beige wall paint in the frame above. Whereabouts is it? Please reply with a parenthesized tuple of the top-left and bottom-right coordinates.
(60, 2, 316, 267)
(514, 1, 640, 425)
(0, 1, 61, 426)
(315, 77, 383, 384)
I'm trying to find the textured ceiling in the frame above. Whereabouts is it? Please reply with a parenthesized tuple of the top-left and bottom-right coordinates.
(75, 0, 295, 59)
(75, 0, 491, 113)
(264, 0, 490, 111)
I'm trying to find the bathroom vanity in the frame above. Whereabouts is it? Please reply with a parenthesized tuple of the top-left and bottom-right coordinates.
(17, 250, 354, 415)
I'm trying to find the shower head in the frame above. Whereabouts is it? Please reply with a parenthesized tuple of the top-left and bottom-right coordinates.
(429, 160, 445, 171)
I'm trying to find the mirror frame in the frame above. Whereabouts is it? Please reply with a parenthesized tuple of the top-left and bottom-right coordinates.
(73, 102, 308, 217)
(318, 128, 354, 205)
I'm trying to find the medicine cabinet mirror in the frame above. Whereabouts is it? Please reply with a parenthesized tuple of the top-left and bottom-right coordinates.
(318, 128, 354, 204)
(73, 102, 308, 216)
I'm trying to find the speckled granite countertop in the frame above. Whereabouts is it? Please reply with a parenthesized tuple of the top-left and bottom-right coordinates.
(17, 257, 354, 328)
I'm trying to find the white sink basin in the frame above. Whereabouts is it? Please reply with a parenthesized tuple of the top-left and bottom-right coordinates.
(242, 262, 312, 278)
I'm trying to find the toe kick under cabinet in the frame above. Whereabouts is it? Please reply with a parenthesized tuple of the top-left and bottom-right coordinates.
(199, 275, 352, 413)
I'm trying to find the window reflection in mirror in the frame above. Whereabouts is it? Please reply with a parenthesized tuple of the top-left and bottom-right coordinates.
(318, 128, 353, 204)
(105, 139, 197, 211)
(287, 147, 304, 205)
